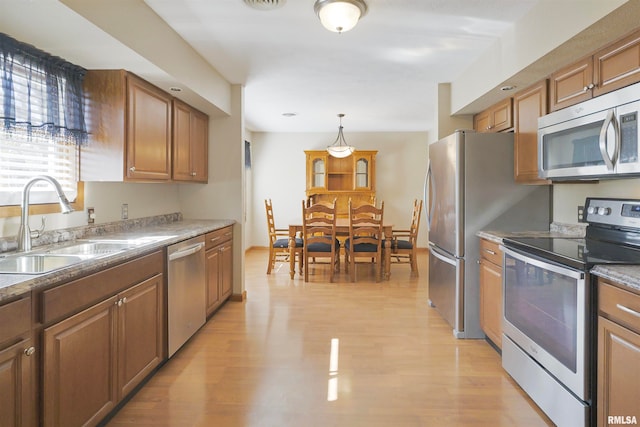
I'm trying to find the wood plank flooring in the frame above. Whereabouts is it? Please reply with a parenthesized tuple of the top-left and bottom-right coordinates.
(106, 249, 553, 427)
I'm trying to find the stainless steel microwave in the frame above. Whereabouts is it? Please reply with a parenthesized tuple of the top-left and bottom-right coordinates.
(538, 82, 640, 180)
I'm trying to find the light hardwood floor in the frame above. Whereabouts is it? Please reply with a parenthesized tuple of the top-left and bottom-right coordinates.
(106, 249, 553, 427)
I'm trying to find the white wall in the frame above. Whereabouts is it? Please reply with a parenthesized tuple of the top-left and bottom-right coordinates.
(553, 178, 640, 225)
(248, 131, 430, 249)
(0, 182, 181, 238)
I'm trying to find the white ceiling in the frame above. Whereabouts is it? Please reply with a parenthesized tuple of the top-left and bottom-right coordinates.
(142, 0, 538, 132)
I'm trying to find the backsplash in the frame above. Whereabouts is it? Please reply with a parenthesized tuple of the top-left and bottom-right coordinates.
(0, 212, 183, 254)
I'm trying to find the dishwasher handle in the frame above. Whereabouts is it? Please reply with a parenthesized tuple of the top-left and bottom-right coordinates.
(168, 242, 205, 261)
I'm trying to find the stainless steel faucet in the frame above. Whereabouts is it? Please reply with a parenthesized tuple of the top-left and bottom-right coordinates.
(17, 175, 74, 252)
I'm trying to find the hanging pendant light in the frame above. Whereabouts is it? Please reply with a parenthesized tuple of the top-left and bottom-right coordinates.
(326, 114, 355, 158)
(314, 0, 368, 33)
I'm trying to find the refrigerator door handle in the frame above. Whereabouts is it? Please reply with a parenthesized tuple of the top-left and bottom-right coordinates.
(424, 159, 435, 231)
(429, 244, 456, 266)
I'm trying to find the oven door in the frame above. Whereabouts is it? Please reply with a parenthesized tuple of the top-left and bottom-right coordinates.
(502, 246, 589, 401)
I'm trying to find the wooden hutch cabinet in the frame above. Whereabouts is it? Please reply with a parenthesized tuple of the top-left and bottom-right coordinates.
(305, 150, 377, 217)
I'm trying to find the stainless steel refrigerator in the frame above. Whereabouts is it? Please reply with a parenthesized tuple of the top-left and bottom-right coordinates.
(425, 130, 551, 338)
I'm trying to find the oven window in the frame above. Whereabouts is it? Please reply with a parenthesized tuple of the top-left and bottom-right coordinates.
(504, 255, 578, 372)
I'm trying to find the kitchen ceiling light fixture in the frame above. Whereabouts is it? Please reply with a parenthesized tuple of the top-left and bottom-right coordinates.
(326, 113, 355, 158)
(314, 0, 367, 33)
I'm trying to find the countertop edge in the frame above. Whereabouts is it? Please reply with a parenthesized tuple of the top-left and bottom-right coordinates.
(0, 219, 235, 303)
(591, 265, 640, 293)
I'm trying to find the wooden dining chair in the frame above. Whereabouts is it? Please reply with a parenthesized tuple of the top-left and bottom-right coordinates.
(344, 200, 384, 282)
(301, 200, 339, 282)
(389, 199, 422, 276)
(265, 199, 302, 275)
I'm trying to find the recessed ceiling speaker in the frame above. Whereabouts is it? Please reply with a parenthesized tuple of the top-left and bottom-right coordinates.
(243, 0, 286, 10)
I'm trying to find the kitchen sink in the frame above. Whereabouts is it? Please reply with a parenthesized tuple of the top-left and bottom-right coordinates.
(0, 254, 87, 274)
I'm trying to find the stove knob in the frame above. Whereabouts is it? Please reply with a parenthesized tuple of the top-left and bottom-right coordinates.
(597, 207, 611, 215)
(587, 206, 596, 215)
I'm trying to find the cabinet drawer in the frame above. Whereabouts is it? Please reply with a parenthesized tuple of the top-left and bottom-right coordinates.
(599, 280, 640, 334)
(0, 295, 31, 344)
(480, 239, 502, 266)
(41, 251, 163, 325)
(205, 226, 233, 250)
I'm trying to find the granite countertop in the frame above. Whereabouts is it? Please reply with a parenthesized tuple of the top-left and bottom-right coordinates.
(591, 265, 640, 293)
(0, 217, 235, 303)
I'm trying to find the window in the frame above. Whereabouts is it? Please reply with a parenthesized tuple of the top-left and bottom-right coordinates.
(0, 32, 87, 210)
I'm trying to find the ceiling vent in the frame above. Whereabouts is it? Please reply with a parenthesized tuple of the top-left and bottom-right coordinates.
(243, 0, 286, 10)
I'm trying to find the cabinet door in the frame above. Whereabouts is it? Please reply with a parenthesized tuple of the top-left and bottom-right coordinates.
(594, 29, 640, 97)
(126, 74, 172, 181)
(353, 153, 373, 190)
(550, 56, 594, 111)
(43, 296, 118, 427)
(0, 338, 35, 427)
(172, 100, 208, 183)
(490, 98, 513, 132)
(220, 241, 233, 300)
(597, 316, 640, 427)
(117, 274, 164, 399)
(479, 259, 502, 349)
(206, 247, 222, 316)
(306, 152, 328, 191)
(474, 109, 491, 133)
(514, 80, 551, 185)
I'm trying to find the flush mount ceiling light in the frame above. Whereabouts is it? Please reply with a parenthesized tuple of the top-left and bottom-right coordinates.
(314, 0, 367, 33)
(326, 114, 355, 158)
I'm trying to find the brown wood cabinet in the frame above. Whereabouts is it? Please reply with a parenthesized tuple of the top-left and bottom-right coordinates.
(0, 295, 36, 427)
(205, 226, 234, 316)
(41, 252, 164, 427)
(305, 150, 377, 217)
(550, 29, 640, 112)
(473, 98, 513, 133)
(82, 70, 172, 182)
(513, 80, 551, 185)
(172, 99, 209, 182)
(597, 278, 640, 427)
(478, 238, 503, 349)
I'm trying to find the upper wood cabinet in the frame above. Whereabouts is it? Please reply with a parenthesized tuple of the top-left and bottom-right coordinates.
(473, 98, 513, 133)
(82, 70, 208, 183)
(513, 80, 551, 185)
(172, 99, 209, 183)
(305, 151, 328, 192)
(550, 28, 640, 112)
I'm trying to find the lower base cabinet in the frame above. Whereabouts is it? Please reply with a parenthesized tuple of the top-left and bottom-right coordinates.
(479, 239, 503, 349)
(42, 272, 163, 427)
(205, 226, 233, 316)
(597, 279, 640, 427)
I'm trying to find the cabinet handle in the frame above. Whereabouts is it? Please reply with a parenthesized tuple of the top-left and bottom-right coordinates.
(24, 346, 35, 357)
(191, 172, 197, 176)
(483, 249, 497, 255)
(122, 297, 127, 304)
(616, 303, 640, 318)
(129, 166, 136, 172)
(210, 236, 221, 243)
(117, 299, 123, 307)
(476, 260, 481, 265)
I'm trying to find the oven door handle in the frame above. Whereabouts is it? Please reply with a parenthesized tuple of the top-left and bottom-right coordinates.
(500, 245, 585, 280)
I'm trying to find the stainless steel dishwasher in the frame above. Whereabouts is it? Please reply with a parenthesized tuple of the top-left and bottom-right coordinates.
(167, 235, 206, 357)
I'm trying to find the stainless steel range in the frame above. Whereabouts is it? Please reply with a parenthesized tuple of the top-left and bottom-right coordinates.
(501, 197, 640, 427)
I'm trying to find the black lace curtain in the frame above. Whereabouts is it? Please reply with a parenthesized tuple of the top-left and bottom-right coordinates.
(0, 32, 88, 145)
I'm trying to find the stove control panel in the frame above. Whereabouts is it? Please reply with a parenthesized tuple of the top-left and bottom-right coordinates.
(585, 198, 640, 228)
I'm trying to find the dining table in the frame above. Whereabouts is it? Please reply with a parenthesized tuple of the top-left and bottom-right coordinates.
(288, 218, 393, 280)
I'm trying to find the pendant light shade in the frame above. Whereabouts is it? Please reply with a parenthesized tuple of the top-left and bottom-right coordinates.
(326, 114, 355, 158)
(314, 0, 367, 33)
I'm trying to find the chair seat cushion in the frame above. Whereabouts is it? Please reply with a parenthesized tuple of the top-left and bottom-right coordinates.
(273, 237, 303, 248)
(344, 238, 379, 252)
(306, 239, 340, 253)
(394, 239, 413, 250)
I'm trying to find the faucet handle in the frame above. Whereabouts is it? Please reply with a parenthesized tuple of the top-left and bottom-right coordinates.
(30, 217, 46, 239)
